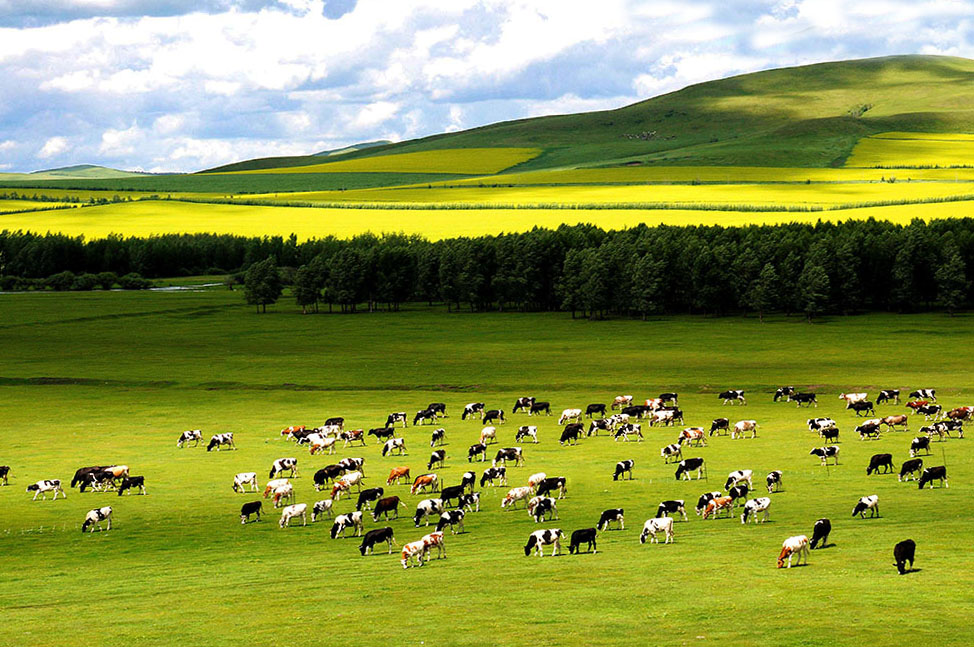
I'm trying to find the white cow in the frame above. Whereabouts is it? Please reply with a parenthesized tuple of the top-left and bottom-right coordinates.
(527, 472, 547, 490)
(263, 478, 290, 498)
(27, 479, 65, 501)
(777, 535, 810, 568)
(501, 486, 534, 509)
(479, 426, 497, 445)
(725, 469, 754, 490)
(309, 435, 337, 455)
(232, 472, 258, 493)
(639, 517, 674, 544)
(271, 483, 294, 508)
(401, 539, 427, 568)
(741, 497, 772, 524)
(732, 420, 758, 439)
(840, 392, 868, 407)
(558, 408, 582, 425)
(852, 495, 880, 518)
(82, 506, 113, 532)
(611, 395, 633, 410)
(279, 503, 307, 528)
(312, 499, 333, 522)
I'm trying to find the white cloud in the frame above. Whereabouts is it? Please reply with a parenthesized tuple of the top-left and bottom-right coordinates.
(351, 101, 400, 129)
(0, 139, 15, 151)
(38, 136, 68, 159)
(99, 124, 143, 156)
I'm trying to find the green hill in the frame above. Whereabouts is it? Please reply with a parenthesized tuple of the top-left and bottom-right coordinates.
(0, 164, 146, 181)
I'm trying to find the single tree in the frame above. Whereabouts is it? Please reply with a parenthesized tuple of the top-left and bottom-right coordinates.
(799, 261, 830, 323)
(293, 264, 320, 314)
(747, 262, 778, 322)
(244, 256, 283, 313)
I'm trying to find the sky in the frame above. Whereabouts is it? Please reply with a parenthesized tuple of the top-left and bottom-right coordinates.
(0, 0, 973, 173)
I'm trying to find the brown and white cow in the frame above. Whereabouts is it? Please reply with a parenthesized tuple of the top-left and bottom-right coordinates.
(881, 415, 909, 432)
(731, 420, 758, 439)
(387, 466, 411, 485)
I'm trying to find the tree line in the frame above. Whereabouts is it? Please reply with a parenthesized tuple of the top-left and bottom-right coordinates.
(2, 219, 971, 318)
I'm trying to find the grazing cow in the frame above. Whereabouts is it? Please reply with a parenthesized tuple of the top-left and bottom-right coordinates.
(330, 511, 363, 537)
(428, 449, 447, 470)
(71, 466, 108, 489)
(558, 408, 582, 425)
(81, 470, 118, 493)
(678, 427, 706, 447)
(910, 389, 936, 402)
(918, 466, 948, 489)
(524, 529, 563, 556)
(436, 510, 466, 535)
(458, 492, 481, 512)
(656, 500, 687, 521)
(461, 403, 485, 421)
(909, 436, 930, 457)
(695, 492, 722, 516)
(410, 474, 439, 495)
(856, 420, 882, 440)
(766, 470, 783, 493)
(382, 438, 407, 457)
(719, 390, 746, 405)
(401, 539, 428, 569)
(0, 465, 8, 486)
(479, 426, 497, 445)
(289, 428, 317, 444)
(26, 479, 65, 501)
(621, 405, 649, 419)
(611, 395, 633, 410)
(710, 418, 730, 436)
(866, 453, 895, 475)
(529, 401, 551, 416)
(777, 535, 809, 568)
(309, 435, 337, 455)
(537, 477, 567, 499)
(177, 429, 203, 448)
(516, 426, 539, 443)
(386, 412, 407, 428)
(850, 401, 875, 417)
(586, 403, 607, 418)
(413, 409, 437, 426)
(675, 458, 705, 481)
(360, 527, 396, 555)
(331, 471, 364, 499)
(314, 465, 344, 490)
(569, 528, 598, 554)
(386, 466, 410, 485)
(840, 392, 868, 407)
(240, 501, 262, 524)
(527, 496, 558, 523)
(269, 457, 298, 479)
(917, 404, 943, 421)
(877, 389, 900, 405)
(790, 393, 817, 408)
(206, 433, 235, 451)
(413, 498, 445, 527)
(728, 485, 750, 507)
(560, 424, 584, 445)
(741, 497, 772, 524)
(644, 398, 665, 412)
(639, 517, 674, 544)
(527, 472, 547, 490)
(82, 506, 113, 533)
(661, 443, 683, 463)
(426, 403, 448, 418)
(725, 469, 753, 490)
(421, 532, 447, 561)
(650, 409, 679, 427)
(807, 417, 837, 433)
(263, 478, 290, 498)
(441, 484, 466, 508)
(493, 447, 523, 467)
(597, 508, 625, 531)
(894, 539, 917, 575)
(271, 483, 294, 508)
(899, 458, 924, 482)
(430, 428, 446, 447)
(501, 486, 534, 510)
(372, 496, 403, 521)
(480, 467, 507, 487)
(588, 419, 611, 436)
(368, 427, 395, 443)
(614, 459, 635, 481)
(852, 495, 880, 518)
(820, 427, 840, 443)
(312, 499, 334, 521)
(468, 442, 488, 462)
(906, 399, 929, 412)
(356, 487, 384, 511)
(773, 386, 796, 402)
(513, 397, 535, 414)
(809, 518, 831, 549)
(117, 476, 145, 496)
(340, 429, 366, 447)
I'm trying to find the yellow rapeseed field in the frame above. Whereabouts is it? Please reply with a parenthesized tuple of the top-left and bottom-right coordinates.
(845, 132, 974, 167)
(0, 200, 80, 213)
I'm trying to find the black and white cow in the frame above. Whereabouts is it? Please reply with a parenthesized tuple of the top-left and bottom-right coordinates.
(613, 459, 635, 481)
(560, 424, 584, 446)
(206, 433, 235, 451)
(719, 390, 746, 405)
(483, 409, 505, 425)
(515, 426, 539, 443)
(916, 404, 943, 420)
(413, 498, 445, 527)
(810, 518, 831, 549)
(323, 417, 345, 430)
(82, 506, 113, 533)
(537, 476, 567, 499)
(866, 453, 895, 475)
(899, 458, 923, 482)
(428, 449, 447, 470)
(876, 389, 900, 405)
(359, 527, 396, 555)
(529, 401, 551, 416)
(856, 420, 882, 440)
(0, 465, 9, 486)
(436, 509, 466, 534)
(468, 442, 488, 462)
(457, 492, 480, 512)
(740, 497, 772, 524)
(586, 403, 607, 418)
(513, 397, 535, 414)
(240, 501, 262, 524)
(568, 528, 598, 554)
(894, 539, 916, 574)
(440, 484, 466, 508)
(909, 389, 936, 402)
(675, 457, 705, 480)
(117, 476, 145, 496)
(852, 495, 880, 518)
(368, 427, 395, 443)
(724, 469, 753, 490)
(850, 401, 875, 417)
(312, 499, 334, 521)
(356, 487, 384, 511)
(790, 393, 817, 407)
(269, 457, 298, 479)
(773, 386, 795, 402)
(330, 511, 364, 538)
(430, 428, 446, 447)
(659, 392, 679, 405)
(807, 417, 837, 433)
(917, 466, 948, 489)
(528, 496, 558, 523)
(413, 409, 437, 426)
(766, 470, 783, 493)
(695, 491, 721, 516)
(597, 508, 624, 531)
(382, 438, 407, 456)
(372, 496, 403, 521)
(26, 479, 65, 501)
(656, 500, 687, 521)
(524, 529, 562, 557)
(462, 403, 485, 421)
(459, 470, 476, 493)
(386, 412, 407, 428)
(727, 484, 750, 507)
(588, 419, 611, 436)
(493, 447, 523, 467)
(177, 429, 203, 448)
(709, 418, 729, 436)
(810, 445, 840, 465)
(480, 467, 507, 487)
(661, 443, 683, 463)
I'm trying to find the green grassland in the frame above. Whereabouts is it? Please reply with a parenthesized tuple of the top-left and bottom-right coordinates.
(1, 290, 973, 647)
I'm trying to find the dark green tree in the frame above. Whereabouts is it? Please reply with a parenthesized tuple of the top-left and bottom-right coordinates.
(935, 236, 967, 316)
(293, 264, 320, 314)
(243, 256, 283, 313)
(747, 262, 778, 322)
(799, 261, 830, 322)
(630, 253, 665, 320)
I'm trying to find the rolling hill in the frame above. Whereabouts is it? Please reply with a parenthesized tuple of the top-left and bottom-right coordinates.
(0, 164, 147, 181)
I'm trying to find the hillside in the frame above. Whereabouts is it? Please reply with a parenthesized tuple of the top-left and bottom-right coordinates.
(0, 164, 146, 181)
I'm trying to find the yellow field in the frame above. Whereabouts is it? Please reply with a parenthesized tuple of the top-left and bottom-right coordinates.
(846, 132, 974, 168)
(210, 148, 541, 175)
(0, 200, 80, 213)
(3, 198, 973, 241)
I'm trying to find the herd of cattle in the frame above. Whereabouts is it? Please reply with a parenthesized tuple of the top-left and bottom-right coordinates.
(2, 386, 960, 571)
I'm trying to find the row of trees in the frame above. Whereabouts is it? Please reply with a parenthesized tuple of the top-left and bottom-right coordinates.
(3, 218, 972, 317)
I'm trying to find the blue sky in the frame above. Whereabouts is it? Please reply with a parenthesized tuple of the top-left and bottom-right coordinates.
(0, 0, 972, 173)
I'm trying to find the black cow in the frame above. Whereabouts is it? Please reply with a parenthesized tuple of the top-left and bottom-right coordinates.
(675, 457, 705, 480)
(586, 403, 606, 418)
(529, 401, 551, 416)
(0, 465, 8, 486)
(850, 400, 875, 416)
(876, 389, 900, 405)
(372, 496, 403, 521)
(428, 449, 446, 470)
(413, 409, 437, 426)
(426, 403, 448, 418)
(773, 386, 795, 402)
(537, 476, 567, 499)
(324, 417, 344, 429)
(613, 460, 634, 481)
(71, 466, 107, 488)
(240, 501, 262, 524)
(898, 458, 923, 482)
(866, 453, 895, 475)
(718, 390, 746, 405)
(360, 527, 396, 555)
(790, 393, 817, 407)
(710, 418, 729, 436)
(430, 428, 446, 447)
(909, 389, 936, 402)
(656, 500, 687, 521)
(483, 409, 505, 425)
(856, 422, 881, 440)
(462, 402, 485, 420)
(659, 392, 679, 405)
(367, 427, 394, 442)
(441, 484, 465, 507)
(810, 446, 840, 465)
(894, 539, 916, 574)
(569, 528, 598, 554)
(314, 464, 344, 490)
(821, 427, 840, 443)
(597, 508, 624, 531)
(918, 466, 948, 489)
(810, 518, 831, 549)
(480, 467, 506, 487)
(622, 405, 649, 419)
(356, 487, 384, 511)
(117, 476, 145, 496)
(468, 442, 487, 462)
(560, 424, 584, 446)
(513, 397, 535, 413)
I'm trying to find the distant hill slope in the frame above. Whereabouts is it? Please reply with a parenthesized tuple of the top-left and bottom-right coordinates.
(0, 164, 145, 181)
(203, 55, 974, 174)
(312, 140, 392, 157)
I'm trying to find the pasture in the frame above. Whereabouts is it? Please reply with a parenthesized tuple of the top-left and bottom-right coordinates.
(846, 132, 974, 168)
(1, 289, 973, 647)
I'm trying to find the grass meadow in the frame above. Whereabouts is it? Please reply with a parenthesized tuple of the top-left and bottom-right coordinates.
(1, 289, 973, 647)
(846, 132, 974, 168)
